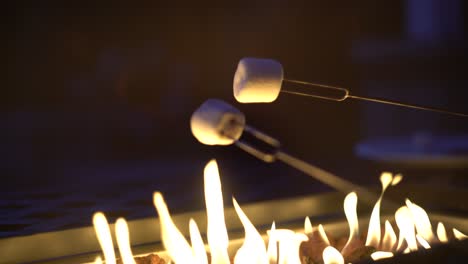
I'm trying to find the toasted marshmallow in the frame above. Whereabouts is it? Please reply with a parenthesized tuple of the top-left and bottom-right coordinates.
(190, 99, 245, 145)
(233, 57, 284, 103)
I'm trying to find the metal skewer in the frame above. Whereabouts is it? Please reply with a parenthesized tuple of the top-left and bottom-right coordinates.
(228, 124, 399, 210)
(282, 79, 468, 118)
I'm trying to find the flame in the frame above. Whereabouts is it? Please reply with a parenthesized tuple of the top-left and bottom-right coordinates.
(115, 218, 136, 264)
(317, 224, 330, 245)
(391, 174, 403, 186)
(366, 172, 393, 248)
(304, 217, 313, 235)
(436, 222, 448, 243)
(266, 222, 277, 264)
(272, 229, 299, 264)
(93, 212, 116, 264)
(268, 229, 307, 264)
(416, 234, 431, 249)
(204, 160, 230, 264)
(322, 246, 344, 264)
(380, 220, 397, 251)
(341, 192, 359, 253)
(395, 206, 418, 252)
(153, 192, 195, 263)
(232, 198, 268, 264)
(189, 219, 208, 264)
(93, 256, 103, 264)
(405, 199, 436, 243)
(453, 228, 468, 240)
(371, 251, 393, 261)
(93, 158, 468, 263)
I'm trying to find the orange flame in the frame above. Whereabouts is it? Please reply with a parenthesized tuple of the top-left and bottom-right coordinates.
(436, 222, 448, 243)
(406, 199, 436, 243)
(341, 192, 359, 254)
(204, 160, 230, 264)
(189, 219, 208, 264)
(323, 246, 344, 264)
(92, 212, 116, 264)
(232, 198, 268, 264)
(304, 217, 313, 235)
(371, 251, 393, 261)
(317, 224, 331, 246)
(115, 218, 136, 264)
(365, 172, 394, 248)
(453, 228, 468, 240)
(395, 206, 418, 252)
(380, 220, 397, 251)
(153, 192, 195, 263)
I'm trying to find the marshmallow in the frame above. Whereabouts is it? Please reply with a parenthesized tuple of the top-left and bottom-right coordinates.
(233, 57, 284, 103)
(190, 99, 245, 145)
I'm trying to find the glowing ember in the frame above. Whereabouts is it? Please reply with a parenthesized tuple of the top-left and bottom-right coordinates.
(92, 159, 467, 263)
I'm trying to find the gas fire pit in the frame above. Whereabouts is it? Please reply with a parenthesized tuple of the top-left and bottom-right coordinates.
(1, 160, 466, 264)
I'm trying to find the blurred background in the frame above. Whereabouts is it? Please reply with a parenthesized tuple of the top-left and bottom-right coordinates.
(2, 0, 468, 237)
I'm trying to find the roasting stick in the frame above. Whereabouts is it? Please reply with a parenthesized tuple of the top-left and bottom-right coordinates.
(235, 125, 398, 210)
(191, 99, 398, 210)
(233, 57, 468, 118)
(282, 79, 468, 117)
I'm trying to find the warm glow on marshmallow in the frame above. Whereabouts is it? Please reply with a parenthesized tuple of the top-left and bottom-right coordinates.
(233, 57, 284, 103)
(191, 99, 245, 145)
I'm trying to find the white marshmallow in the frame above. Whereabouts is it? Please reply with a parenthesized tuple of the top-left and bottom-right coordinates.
(233, 57, 284, 103)
(190, 99, 245, 145)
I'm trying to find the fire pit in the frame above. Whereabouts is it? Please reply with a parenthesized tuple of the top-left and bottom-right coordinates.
(1, 160, 466, 264)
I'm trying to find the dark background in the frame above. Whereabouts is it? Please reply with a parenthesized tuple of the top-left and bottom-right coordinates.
(2, 0, 468, 237)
